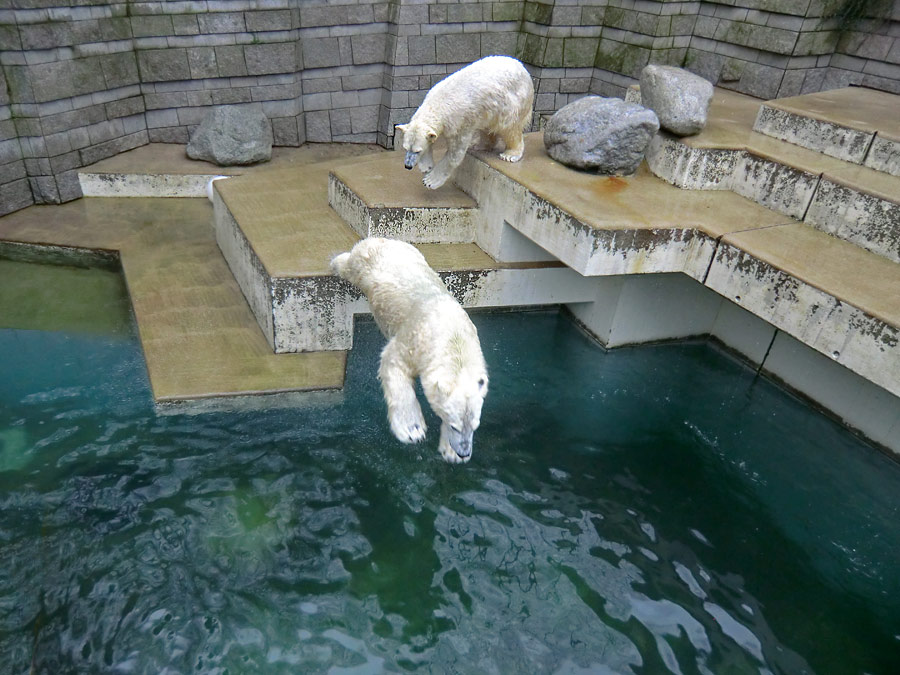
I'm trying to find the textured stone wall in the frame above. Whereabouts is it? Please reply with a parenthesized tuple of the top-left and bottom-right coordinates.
(685, 0, 900, 100)
(828, 1, 900, 91)
(1, 0, 899, 216)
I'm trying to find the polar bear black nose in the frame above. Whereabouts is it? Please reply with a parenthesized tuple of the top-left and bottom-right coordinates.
(404, 151, 419, 170)
(456, 440, 471, 458)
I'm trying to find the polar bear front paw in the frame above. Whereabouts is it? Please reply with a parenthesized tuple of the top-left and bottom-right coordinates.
(499, 149, 524, 162)
(423, 170, 448, 190)
(389, 408, 427, 444)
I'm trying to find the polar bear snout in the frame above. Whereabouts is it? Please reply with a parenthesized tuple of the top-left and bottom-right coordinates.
(448, 425, 473, 459)
(438, 420, 476, 464)
(403, 150, 419, 170)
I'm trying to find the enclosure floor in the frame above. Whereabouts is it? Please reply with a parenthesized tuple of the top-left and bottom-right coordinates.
(0, 144, 390, 402)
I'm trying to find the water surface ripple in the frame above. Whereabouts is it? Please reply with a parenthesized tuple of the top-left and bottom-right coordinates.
(1, 307, 898, 674)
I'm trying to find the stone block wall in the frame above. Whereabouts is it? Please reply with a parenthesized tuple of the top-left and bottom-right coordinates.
(1, 0, 899, 216)
(682, 0, 900, 99)
(828, 1, 900, 91)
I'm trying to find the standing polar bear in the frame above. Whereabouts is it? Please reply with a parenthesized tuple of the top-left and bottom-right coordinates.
(398, 55, 534, 189)
(331, 238, 489, 464)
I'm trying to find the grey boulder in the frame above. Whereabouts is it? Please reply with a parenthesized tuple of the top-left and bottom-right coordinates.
(187, 105, 273, 166)
(639, 65, 713, 136)
(543, 96, 659, 175)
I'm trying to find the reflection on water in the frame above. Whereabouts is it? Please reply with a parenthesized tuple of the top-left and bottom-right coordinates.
(0, 271, 898, 673)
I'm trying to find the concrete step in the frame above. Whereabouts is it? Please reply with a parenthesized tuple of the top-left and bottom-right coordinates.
(736, 134, 900, 264)
(642, 87, 900, 264)
(328, 153, 477, 243)
(212, 152, 595, 354)
(79, 144, 227, 197)
(77, 143, 386, 198)
(752, 87, 900, 177)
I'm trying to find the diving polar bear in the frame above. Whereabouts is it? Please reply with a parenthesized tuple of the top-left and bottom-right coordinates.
(398, 55, 534, 189)
(331, 238, 489, 464)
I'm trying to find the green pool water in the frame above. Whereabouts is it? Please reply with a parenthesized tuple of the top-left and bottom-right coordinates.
(1, 262, 899, 674)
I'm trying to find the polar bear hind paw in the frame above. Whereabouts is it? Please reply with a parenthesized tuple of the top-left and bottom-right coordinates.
(499, 149, 524, 162)
(389, 408, 427, 444)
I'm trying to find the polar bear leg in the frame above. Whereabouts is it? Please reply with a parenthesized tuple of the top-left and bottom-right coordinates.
(499, 127, 525, 162)
(424, 132, 474, 190)
(379, 338, 427, 443)
(417, 145, 434, 174)
(473, 131, 502, 152)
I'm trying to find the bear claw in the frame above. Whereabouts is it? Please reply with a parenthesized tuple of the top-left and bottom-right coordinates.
(499, 151, 523, 162)
(423, 172, 447, 190)
(390, 415, 427, 444)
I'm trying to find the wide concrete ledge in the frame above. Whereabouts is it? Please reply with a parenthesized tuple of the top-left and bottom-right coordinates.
(753, 87, 900, 176)
(79, 143, 386, 198)
(0, 197, 346, 402)
(706, 224, 900, 398)
(459, 133, 794, 277)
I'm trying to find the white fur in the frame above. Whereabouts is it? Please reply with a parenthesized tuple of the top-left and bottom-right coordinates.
(331, 238, 489, 463)
(397, 55, 534, 189)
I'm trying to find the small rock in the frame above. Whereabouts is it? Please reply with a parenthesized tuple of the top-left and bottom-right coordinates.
(187, 105, 273, 166)
(543, 96, 659, 175)
(639, 65, 713, 136)
(624, 85, 642, 105)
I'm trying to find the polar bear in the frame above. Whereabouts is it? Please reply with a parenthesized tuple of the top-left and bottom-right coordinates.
(331, 238, 489, 463)
(397, 55, 534, 190)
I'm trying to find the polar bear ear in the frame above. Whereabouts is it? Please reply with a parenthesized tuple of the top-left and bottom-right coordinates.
(396, 123, 407, 132)
(432, 369, 455, 399)
(425, 128, 438, 142)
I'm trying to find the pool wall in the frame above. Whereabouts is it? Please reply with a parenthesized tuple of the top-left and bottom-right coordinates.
(567, 272, 900, 455)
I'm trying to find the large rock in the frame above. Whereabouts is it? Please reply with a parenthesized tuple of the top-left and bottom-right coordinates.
(187, 105, 273, 166)
(639, 65, 713, 136)
(543, 96, 659, 175)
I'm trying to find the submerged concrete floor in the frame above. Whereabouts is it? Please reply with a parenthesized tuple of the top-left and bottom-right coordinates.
(0, 144, 385, 402)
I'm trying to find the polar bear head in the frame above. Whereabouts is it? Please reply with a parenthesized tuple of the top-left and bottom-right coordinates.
(396, 121, 438, 171)
(421, 334, 489, 464)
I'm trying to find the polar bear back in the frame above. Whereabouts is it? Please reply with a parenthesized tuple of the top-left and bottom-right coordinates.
(413, 55, 534, 138)
(332, 238, 452, 339)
